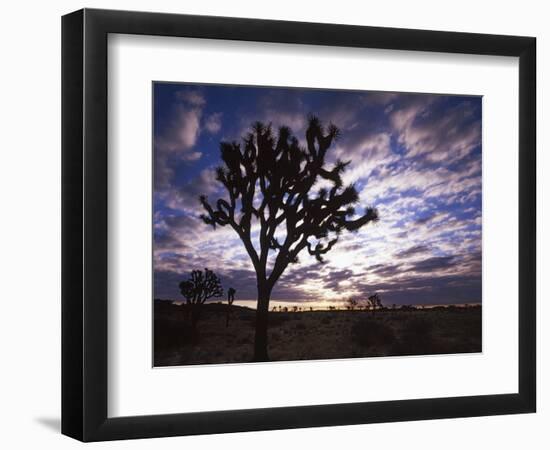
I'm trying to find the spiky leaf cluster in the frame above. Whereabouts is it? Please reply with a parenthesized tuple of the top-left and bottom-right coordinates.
(200, 116, 379, 285)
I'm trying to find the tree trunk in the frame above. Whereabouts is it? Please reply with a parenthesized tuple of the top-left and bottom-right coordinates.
(253, 284, 271, 362)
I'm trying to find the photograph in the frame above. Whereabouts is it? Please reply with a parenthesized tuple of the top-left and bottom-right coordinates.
(153, 83, 482, 366)
(0, 0, 541, 446)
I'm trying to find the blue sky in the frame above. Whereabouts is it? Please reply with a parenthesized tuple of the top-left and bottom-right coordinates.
(153, 82, 482, 307)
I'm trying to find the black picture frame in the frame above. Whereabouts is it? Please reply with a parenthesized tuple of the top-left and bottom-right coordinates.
(62, 8, 536, 442)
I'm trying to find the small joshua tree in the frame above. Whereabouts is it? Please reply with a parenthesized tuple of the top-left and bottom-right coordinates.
(199, 117, 379, 361)
(226, 287, 236, 327)
(346, 297, 358, 311)
(179, 268, 223, 342)
(367, 293, 383, 316)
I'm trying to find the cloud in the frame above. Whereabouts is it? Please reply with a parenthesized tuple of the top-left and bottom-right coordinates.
(237, 90, 308, 138)
(334, 132, 394, 185)
(155, 104, 202, 155)
(154, 89, 214, 188)
(395, 244, 431, 259)
(154, 104, 203, 189)
(413, 211, 449, 226)
(204, 112, 222, 134)
(159, 167, 220, 214)
(361, 91, 399, 106)
(390, 96, 481, 164)
(410, 255, 456, 273)
(368, 263, 403, 276)
(175, 89, 206, 106)
(357, 272, 481, 305)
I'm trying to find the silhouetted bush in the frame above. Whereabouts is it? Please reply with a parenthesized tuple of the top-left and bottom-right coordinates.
(351, 318, 396, 348)
(178, 268, 223, 344)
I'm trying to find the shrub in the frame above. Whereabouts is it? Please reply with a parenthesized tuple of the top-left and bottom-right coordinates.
(351, 318, 396, 348)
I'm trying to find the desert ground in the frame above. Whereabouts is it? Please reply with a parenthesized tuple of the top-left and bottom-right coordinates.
(154, 300, 481, 366)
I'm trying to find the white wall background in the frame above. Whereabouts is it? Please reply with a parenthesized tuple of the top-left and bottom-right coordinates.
(0, 1, 546, 448)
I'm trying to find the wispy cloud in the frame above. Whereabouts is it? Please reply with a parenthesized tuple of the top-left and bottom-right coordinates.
(175, 89, 206, 106)
(390, 96, 481, 163)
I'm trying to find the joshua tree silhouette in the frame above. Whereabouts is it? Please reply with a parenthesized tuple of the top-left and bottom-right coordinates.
(199, 116, 379, 361)
(226, 287, 236, 327)
(346, 297, 358, 311)
(367, 293, 383, 316)
(179, 268, 223, 343)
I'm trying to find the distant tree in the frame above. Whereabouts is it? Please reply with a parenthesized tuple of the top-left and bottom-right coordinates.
(292, 305, 298, 313)
(179, 268, 223, 342)
(199, 117, 379, 361)
(346, 297, 358, 311)
(310, 307, 314, 312)
(367, 293, 383, 316)
(283, 306, 288, 313)
(226, 287, 236, 327)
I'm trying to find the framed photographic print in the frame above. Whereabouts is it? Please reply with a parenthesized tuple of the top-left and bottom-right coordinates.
(62, 8, 536, 441)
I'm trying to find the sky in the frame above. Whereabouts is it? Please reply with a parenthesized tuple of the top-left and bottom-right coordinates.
(153, 82, 482, 308)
